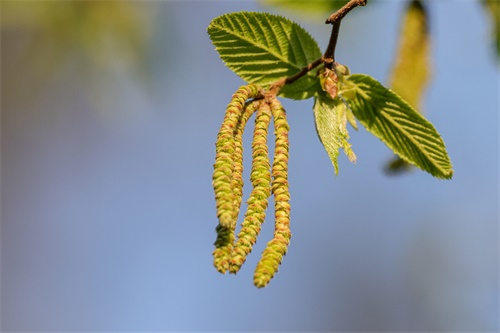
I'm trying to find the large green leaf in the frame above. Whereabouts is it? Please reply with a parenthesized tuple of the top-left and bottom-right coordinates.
(313, 92, 356, 175)
(207, 11, 322, 100)
(341, 74, 453, 179)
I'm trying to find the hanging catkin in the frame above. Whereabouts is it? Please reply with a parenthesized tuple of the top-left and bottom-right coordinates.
(212, 88, 261, 273)
(254, 98, 291, 288)
(213, 94, 260, 273)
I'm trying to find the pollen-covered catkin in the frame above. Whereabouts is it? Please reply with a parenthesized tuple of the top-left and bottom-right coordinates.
(230, 101, 272, 274)
(213, 101, 260, 273)
(254, 98, 291, 288)
(213, 88, 261, 274)
(213, 84, 261, 228)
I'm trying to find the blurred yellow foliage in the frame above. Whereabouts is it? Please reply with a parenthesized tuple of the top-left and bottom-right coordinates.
(1, 1, 153, 113)
(388, 0, 430, 112)
(482, 0, 500, 61)
(2, 1, 151, 69)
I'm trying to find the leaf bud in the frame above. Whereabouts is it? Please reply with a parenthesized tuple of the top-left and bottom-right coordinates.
(319, 67, 339, 99)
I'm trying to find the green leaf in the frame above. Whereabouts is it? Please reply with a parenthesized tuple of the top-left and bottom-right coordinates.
(207, 11, 322, 100)
(313, 92, 356, 175)
(341, 74, 453, 179)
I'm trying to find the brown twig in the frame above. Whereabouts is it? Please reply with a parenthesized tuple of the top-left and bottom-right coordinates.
(323, 0, 367, 66)
(323, 21, 341, 68)
(325, 0, 367, 24)
(285, 57, 325, 86)
(267, 57, 324, 98)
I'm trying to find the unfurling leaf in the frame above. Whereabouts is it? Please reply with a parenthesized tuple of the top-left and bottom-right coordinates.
(313, 92, 356, 175)
(207, 11, 322, 100)
(341, 74, 453, 179)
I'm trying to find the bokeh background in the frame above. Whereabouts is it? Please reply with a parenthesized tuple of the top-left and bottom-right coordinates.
(1, 0, 498, 331)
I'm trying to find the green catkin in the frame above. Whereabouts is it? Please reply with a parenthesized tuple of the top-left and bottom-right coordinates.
(213, 101, 260, 273)
(212, 87, 261, 274)
(254, 98, 291, 288)
(213, 84, 261, 229)
(230, 101, 272, 274)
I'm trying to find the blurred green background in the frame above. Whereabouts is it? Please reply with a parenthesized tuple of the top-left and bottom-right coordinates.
(1, 1, 498, 331)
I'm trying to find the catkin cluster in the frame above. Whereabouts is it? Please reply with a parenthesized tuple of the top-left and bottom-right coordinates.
(212, 85, 292, 288)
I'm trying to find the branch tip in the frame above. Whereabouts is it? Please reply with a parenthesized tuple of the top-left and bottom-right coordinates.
(325, 0, 367, 24)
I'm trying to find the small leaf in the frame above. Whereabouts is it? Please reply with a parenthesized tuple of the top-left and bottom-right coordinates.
(207, 11, 322, 100)
(341, 74, 453, 179)
(313, 92, 356, 175)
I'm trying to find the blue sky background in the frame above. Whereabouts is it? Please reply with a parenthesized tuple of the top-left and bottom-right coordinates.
(1, 1, 498, 331)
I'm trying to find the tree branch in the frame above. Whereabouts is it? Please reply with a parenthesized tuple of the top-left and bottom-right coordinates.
(325, 0, 367, 24)
(285, 57, 324, 85)
(323, 21, 341, 68)
(323, 0, 367, 68)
